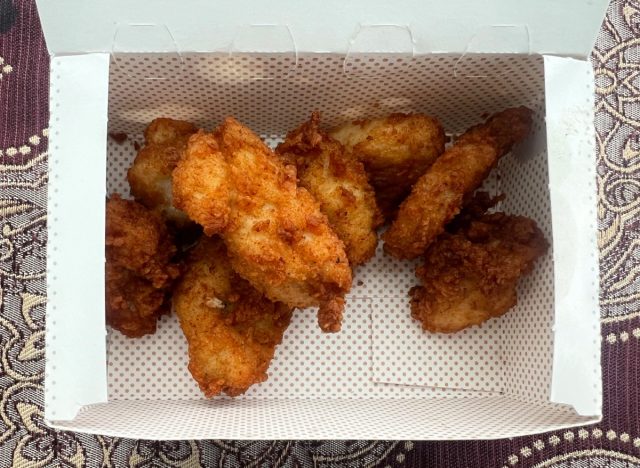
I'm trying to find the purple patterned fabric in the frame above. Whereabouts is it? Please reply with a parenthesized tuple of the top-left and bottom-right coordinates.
(2, 0, 639, 466)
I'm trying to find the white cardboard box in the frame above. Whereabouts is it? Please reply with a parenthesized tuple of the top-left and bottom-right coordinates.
(38, 0, 607, 440)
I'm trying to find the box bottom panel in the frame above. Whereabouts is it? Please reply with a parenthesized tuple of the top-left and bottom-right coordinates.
(49, 396, 597, 440)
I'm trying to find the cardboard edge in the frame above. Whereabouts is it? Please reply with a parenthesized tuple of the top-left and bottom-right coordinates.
(44, 53, 111, 422)
(543, 55, 602, 418)
(35, 0, 608, 58)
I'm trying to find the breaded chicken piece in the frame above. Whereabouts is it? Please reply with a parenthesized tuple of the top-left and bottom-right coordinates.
(410, 212, 548, 333)
(105, 194, 181, 337)
(276, 112, 382, 266)
(173, 237, 292, 397)
(383, 107, 533, 259)
(330, 113, 446, 219)
(172, 117, 352, 332)
(127, 118, 197, 226)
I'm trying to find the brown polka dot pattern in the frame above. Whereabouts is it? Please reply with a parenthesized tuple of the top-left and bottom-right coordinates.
(59, 395, 592, 440)
(107, 53, 545, 136)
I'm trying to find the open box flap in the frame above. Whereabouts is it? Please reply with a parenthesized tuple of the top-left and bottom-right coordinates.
(44, 53, 110, 422)
(544, 55, 601, 417)
(36, 0, 607, 58)
(48, 397, 599, 441)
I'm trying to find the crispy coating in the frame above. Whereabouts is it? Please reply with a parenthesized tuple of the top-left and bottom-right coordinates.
(330, 113, 446, 219)
(410, 213, 548, 333)
(172, 117, 352, 332)
(173, 237, 292, 397)
(127, 118, 197, 226)
(276, 112, 382, 266)
(446, 191, 505, 233)
(383, 107, 533, 259)
(105, 195, 181, 337)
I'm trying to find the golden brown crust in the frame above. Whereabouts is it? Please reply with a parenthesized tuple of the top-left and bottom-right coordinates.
(277, 112, 382, 266)
(105, 194, 181, 337)
(173, 237, 292, 397)
(317, 296, 345, 333)
(143, 118, 197, 146)
(445, 191, 506, 233)
(171, 131, 231, 234)
(330, 113, 446, 219)
(383, 107, 533, 259)
(410, 212, 548, 333)
(127, 118, 197, 226)
(172, 117, 352, 332)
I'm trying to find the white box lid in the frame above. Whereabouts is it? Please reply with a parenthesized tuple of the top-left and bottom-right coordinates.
(36, 0, 607, 58)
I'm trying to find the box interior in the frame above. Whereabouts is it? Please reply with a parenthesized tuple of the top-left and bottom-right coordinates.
(60, 52, 595, 438)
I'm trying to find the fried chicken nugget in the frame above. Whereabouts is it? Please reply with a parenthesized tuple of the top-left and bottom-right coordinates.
(410, 212, 548, 333)
(276, 112, 383, 266)
(330, 113, 446, 220)
(105, 194, 181, 337)
(383, 107, 533, 259)
(127, 118, 197, 226)
(172, 117, 352, 332)
(173, 237, 292, 397)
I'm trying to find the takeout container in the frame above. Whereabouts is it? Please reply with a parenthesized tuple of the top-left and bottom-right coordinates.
(37, 0, 606, 440)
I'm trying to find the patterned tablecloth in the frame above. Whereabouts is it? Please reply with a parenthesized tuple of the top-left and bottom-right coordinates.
(1, 0, 639, 466)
